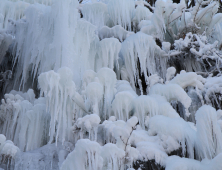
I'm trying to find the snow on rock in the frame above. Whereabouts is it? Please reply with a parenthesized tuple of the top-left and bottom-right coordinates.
(136, 141, 168, 167)
(169, 70, 205, 89)
(204, 76, 222, 106)
(148, 115, 196, 158)
(166, 154, 222, 170)
(0, 134, 19, 163)
(100, 116, 138, 149)
(166, 67, 176, 82)
(72, 114, 101, 141)
(149, 83, 192, 116)
(195, 105, 222, 160)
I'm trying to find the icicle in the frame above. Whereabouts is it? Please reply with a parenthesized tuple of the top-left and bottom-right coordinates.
(61, 139, 103, 170)
(38, 67, 77, 144)
(195, 105, 222, 160)
(121, 32, 166, 90)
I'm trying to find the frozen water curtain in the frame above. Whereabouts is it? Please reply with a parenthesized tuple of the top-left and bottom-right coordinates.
(0, 0, 222, 170)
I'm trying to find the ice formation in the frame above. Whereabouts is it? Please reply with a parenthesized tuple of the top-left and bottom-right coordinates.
(0, 0, 222, 169)
(0, 90, 49, 152)
(149, 83, 192, 116)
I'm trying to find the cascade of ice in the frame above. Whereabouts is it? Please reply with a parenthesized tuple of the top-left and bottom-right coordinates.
(121, 32, 166, 93)
(61, 139, 103, 170)
(81, 2, 108, 29)
(107, 0, 135, 31)
(38, 67, 81, 144)
(0, 90, 50, 152)
(12, 0, 79, 90)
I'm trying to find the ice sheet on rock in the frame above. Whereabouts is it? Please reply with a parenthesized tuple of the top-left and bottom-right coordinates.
(149, 83, 192, 116)
(148, 115, 196, 158)
(195, 105, 222, 160)
(98, 25, 134, 42)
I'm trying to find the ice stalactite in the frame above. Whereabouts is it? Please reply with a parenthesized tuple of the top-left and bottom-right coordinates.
(121, 32, 166, 93)
(101, 143, 125, 170)
(81, 2, 108, 29)
(61, 139, 103, 170)
(97, 38, 121, 71)
(38, 67, 81, 144)
(96, 67, 117, 120)
(195, 105, 222, 160)
(0, 90, 50, 152)
(0, 31, 13, 63)
(85, 82, 103, 115)
(112, 91, 135, 121)
(107, 0, 135, 31)
(12, 0, 78, 89)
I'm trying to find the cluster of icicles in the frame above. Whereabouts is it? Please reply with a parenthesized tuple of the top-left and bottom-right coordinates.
(0, 0, 222, 170)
